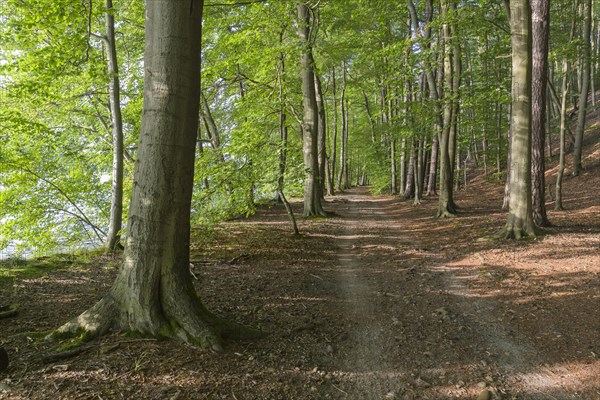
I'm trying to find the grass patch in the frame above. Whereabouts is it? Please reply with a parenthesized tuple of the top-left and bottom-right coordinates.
(0, 251, 103, 287)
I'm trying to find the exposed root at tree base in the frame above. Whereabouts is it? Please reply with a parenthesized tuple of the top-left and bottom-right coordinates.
(46, 295, 262, 351)
(495, 225, 538, 240)
(437, 209, 457, 218)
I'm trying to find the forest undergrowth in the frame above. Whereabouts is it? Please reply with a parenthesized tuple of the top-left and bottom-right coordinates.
(0, 127, 599, 399)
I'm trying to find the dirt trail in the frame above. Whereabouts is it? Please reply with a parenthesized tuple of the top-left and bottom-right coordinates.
(311, 186, 600, 400)
(1, 179, 599, 399)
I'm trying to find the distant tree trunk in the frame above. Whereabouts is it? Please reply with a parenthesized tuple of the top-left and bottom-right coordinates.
(51, 0, 254, 348)
(298, 3, 325, 217)
(327, 67, 337, 196)
(499, 0, 537, 239)
(277, 47, 288, 204)
(437, 0, 457, 218)
(337, 64, 348, 191)
(414, 138, 424, 205)
(314, 72, 327, 201)
(555, 58, 569, 210)
(572, 0, 592, 176)
(403, 141, 415, 200)
(391, 139, 398, 194)
(399, 137, 406, 196)
(502, 103, 512, 210)
(426, 136, 438, 196)
(531, 0, 550, 227)
(105, 0, 124, 251)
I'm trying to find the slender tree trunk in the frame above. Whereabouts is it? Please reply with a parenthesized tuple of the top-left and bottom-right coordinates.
(412, 139, 421, 205)
(277, 48, 288, 204)
(337, 64, 348, 191)
(314, 72, 327, 201)
(391, 139, 398, 194)
(298, 3, 325, 217)
(499, 0, 537, 239)
(502, 103, 512, 210)
(105, 0, 124, 251)
(555, 58, 569, 210)
(572, 0, 592, 176)
(328, 67, 337, 196)
(403, 141, 415, 200)
(426, 136, 438, 196)
(399, 137, 406, 196)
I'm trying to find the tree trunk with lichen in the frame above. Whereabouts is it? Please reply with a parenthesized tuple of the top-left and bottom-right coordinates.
(49, 0, 255, 349)
(498, 0, 537, 239)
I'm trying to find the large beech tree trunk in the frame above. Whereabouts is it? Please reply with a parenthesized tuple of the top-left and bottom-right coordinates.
(105, 0, 124, 251)
(531, 0, 550, 227)
(50, 0, 252, 348)
(499, 0, 537, 239)
(298, 2, 326, 216)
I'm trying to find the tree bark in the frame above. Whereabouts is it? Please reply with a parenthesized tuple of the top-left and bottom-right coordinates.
(327, 67, 337, 196)
(50, 0, 255, 348)
(531, 0, 550, 227)
(337, 64, 348, 191)
(572, 0, 592, 176)
(555, 58, 569, 210)
(298, 2, 326, 217)
(499, 0, 537, 239)
(437, 0, 457, 218)
(105, 0, 124, 251)
(314, 72, 327, 201)
(277, 45, 288, 204)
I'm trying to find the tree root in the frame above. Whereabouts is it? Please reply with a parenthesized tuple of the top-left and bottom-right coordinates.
(0, 304, 18, 319)
(42, 345, 94, 364)
(436, 209, 457, 218)
(495, 224, 538, 240)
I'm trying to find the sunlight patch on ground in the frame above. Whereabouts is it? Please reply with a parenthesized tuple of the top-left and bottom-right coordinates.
(517, 360, 600, 395)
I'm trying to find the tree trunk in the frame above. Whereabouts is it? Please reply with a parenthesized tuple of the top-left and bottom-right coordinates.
(50, 0, 254, 348)
(531, 0, 550, 227)
(555, 58, 569, 210)
(105, 0, 124, 251)
(314, 72, 327, 201)
(298, 3, 326, 217)
(391, 139, 398, 194)
(328, 67, 337, 196)
(426, 135, 438, 196)
(403, 141, 415, 200)
(337, 64, 348, 191)
(399, 137, 406, 196)
(499, 0, 537, 239)
(277, 46, 288, 204)
(437, 0, 457, 218)
(572, 0, 592, 176)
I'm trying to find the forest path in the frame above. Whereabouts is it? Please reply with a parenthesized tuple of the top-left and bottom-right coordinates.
(314, 186, 597, 400)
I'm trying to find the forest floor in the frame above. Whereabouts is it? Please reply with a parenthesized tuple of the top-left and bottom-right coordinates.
(1, 133, 599, 399)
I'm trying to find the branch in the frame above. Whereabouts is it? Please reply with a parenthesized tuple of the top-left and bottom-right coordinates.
(205, 0, 267, 6)
(7, 163, 106, 243)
